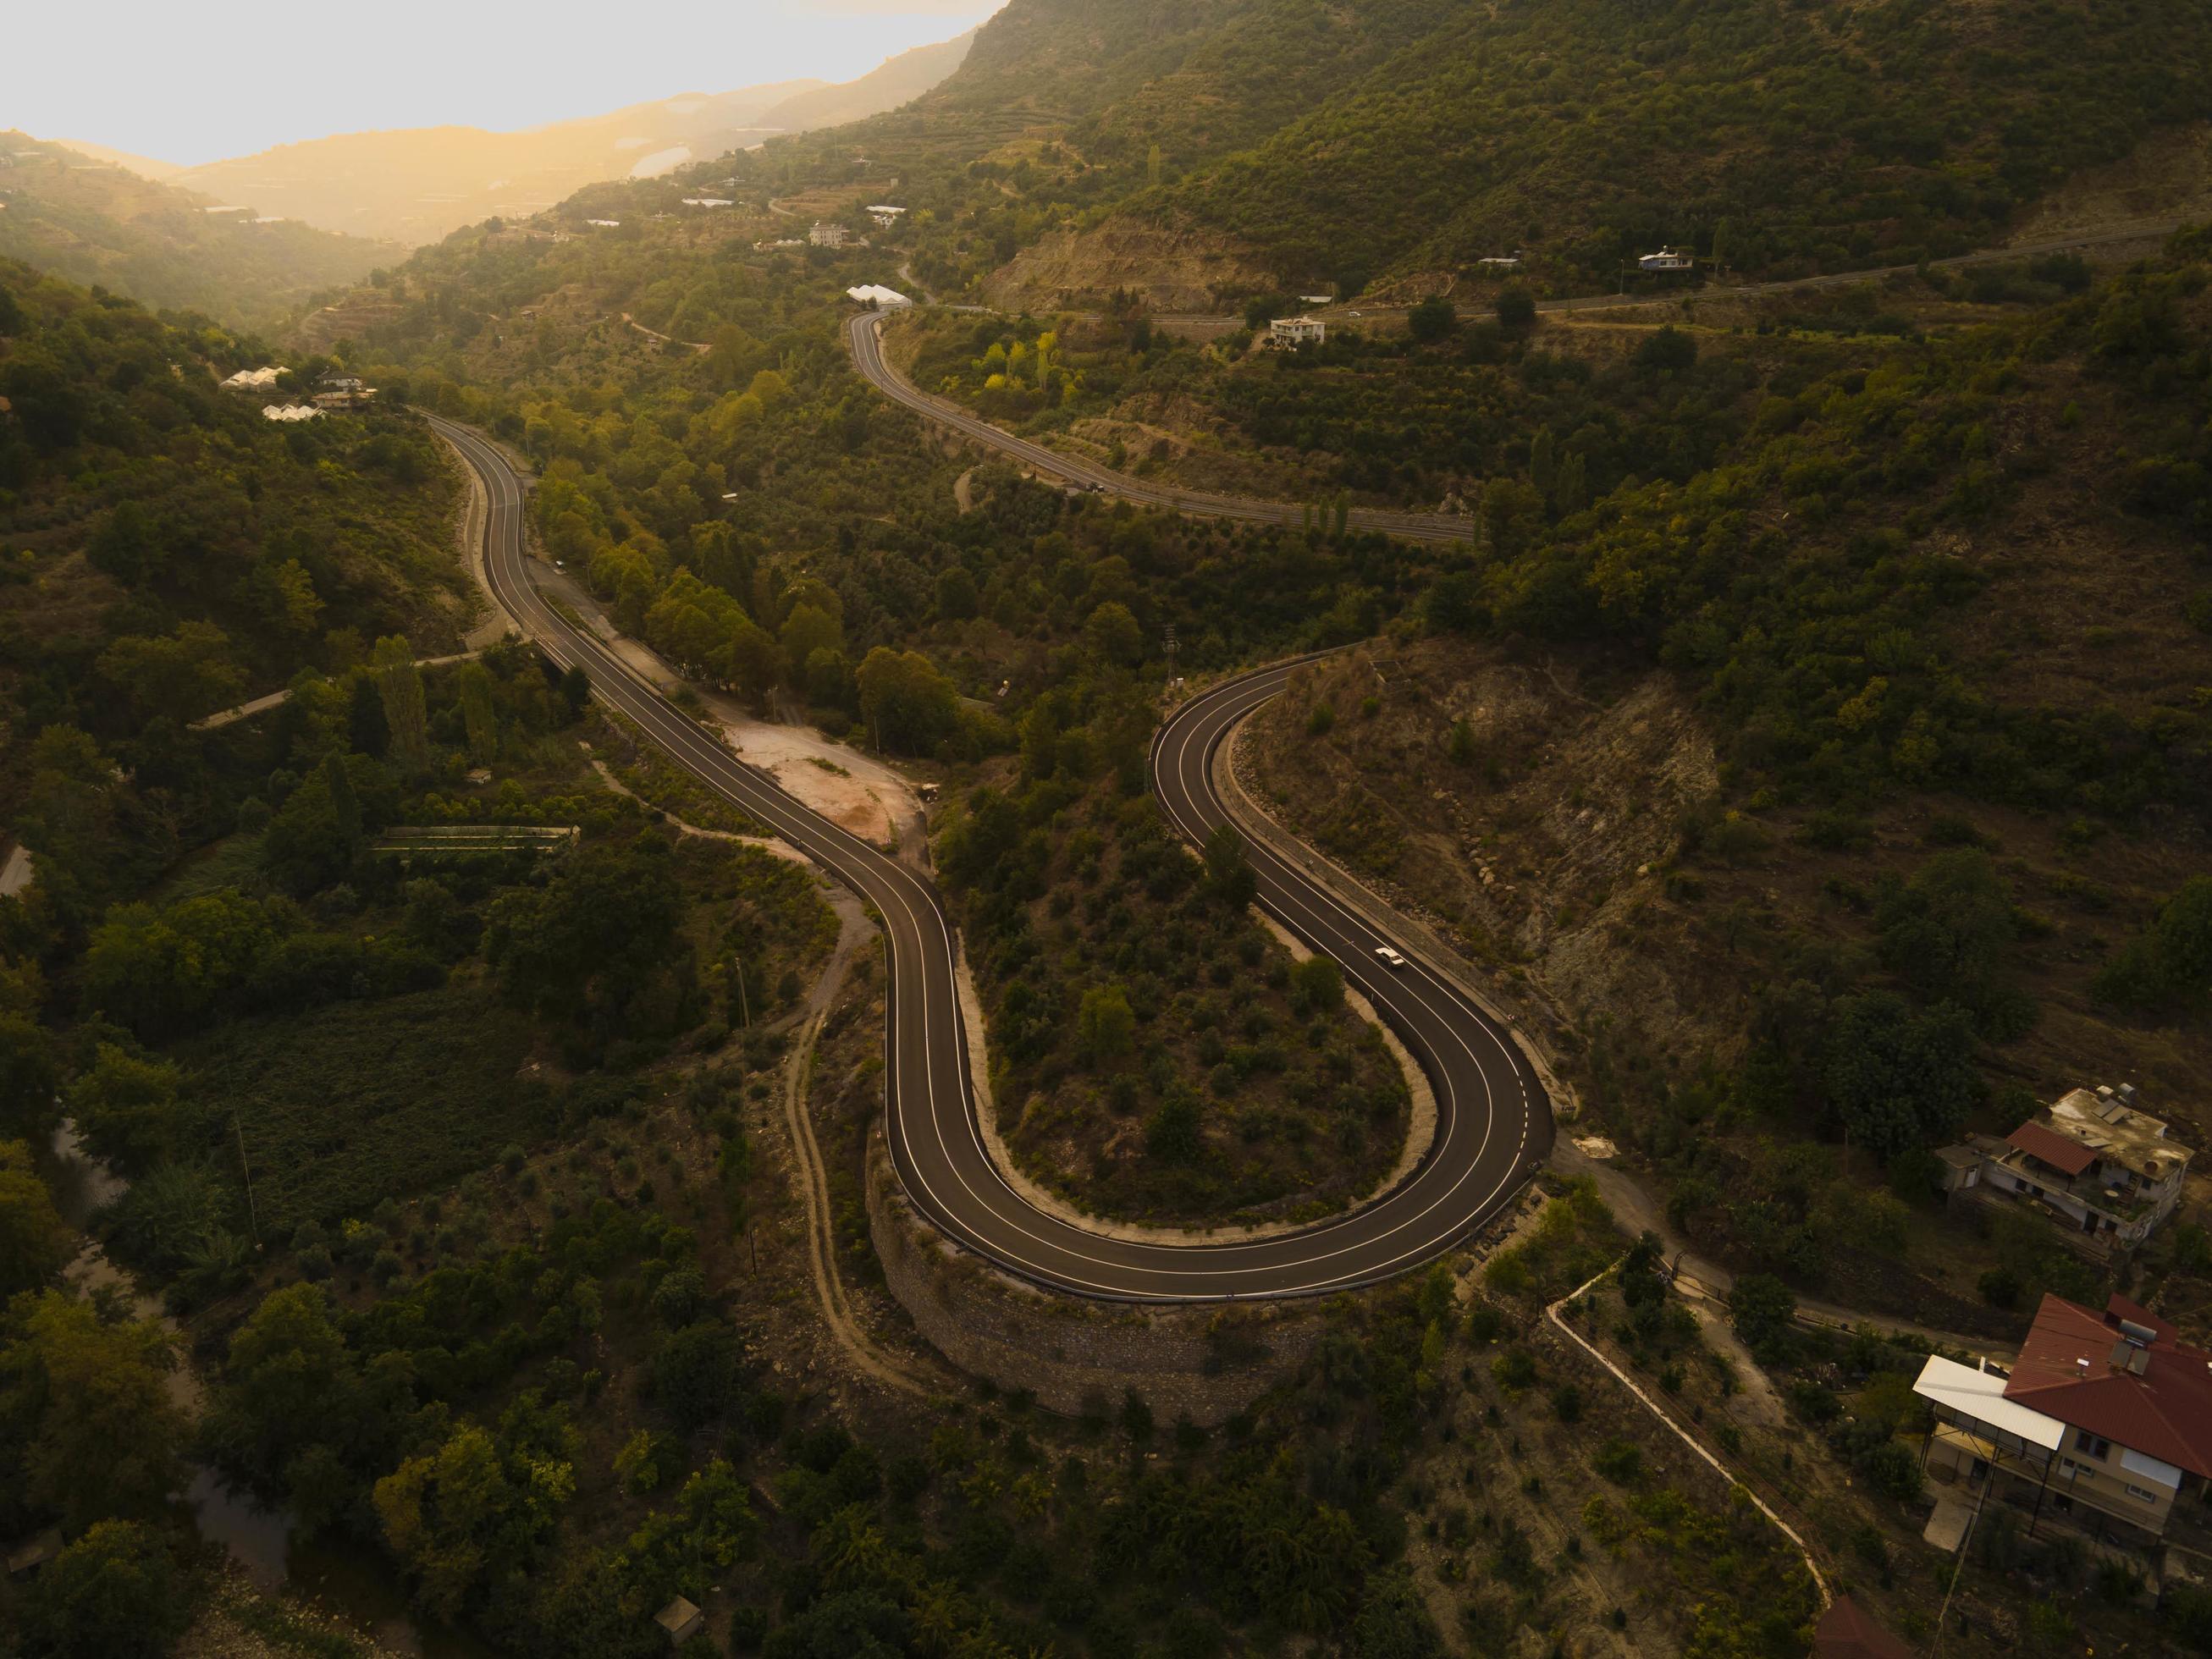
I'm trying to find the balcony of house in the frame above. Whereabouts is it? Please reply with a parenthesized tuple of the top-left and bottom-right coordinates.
(1964, 1146, 2158, 1259)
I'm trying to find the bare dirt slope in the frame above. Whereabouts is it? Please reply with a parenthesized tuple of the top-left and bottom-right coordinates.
(986, 217, 1272, 312)
(1244, 644, 1729, 1070)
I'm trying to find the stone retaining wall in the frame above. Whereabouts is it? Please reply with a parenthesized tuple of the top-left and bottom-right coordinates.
(865, 1128, 1321, 1425)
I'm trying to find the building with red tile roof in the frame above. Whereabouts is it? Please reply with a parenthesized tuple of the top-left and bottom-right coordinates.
(2005, 1293, 2212, 1481)
(1937, 1083, 2194, 1260)
(1812, 1596, 1913, 1659)
(2004, 1120, 2094, 1177)
(1914, 1292, 2212, 1546)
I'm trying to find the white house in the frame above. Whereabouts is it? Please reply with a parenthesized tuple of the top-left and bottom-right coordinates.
(1939, 1083, 2193, 1259)
(1638, 246, 1695, 273)
(1267, 315, 1327, 349)
(680, 197, 733, 208)
(1477, 252, 1524, 272)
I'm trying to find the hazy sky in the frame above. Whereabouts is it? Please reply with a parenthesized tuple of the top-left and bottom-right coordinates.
(9, 0, 1002, 166)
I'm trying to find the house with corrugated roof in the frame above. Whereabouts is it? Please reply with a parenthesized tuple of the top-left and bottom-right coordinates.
(1912, 1292, 2212, 1548)
(1936, 1083, 2193, 1259)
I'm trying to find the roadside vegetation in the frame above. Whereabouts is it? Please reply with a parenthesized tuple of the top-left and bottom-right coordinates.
(938, 671, 1409, 1226)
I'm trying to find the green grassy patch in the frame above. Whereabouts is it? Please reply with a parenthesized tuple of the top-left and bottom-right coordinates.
(150, 832, 267, 904)
(181, 984, 548, 1234)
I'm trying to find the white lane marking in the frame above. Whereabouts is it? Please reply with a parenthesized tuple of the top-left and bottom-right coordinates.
(438, 420, 1536, 1298)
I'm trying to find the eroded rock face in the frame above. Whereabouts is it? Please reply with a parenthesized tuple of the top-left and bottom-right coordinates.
(1244, 641, 1729, 1070)
(985, 216, 1273, 312)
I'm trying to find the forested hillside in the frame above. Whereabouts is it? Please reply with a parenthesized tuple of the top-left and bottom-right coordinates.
(714, 0, 2212, 306)
(0, 259, 466, 925)
(0, 136, 393, 329)
(1151, 0, 2212, 295)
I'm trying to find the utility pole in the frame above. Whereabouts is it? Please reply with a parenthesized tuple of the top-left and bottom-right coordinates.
(1163, 622, 1178, 688)
(232, 1108, 261, 1248)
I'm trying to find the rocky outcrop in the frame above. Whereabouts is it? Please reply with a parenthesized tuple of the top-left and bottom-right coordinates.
(985, 215, 1273, 313)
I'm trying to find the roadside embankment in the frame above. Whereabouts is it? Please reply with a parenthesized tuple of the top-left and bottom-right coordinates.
(864, 1127, 1321, 1425)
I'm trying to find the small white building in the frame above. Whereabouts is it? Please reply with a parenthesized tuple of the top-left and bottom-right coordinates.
(680, 196, 733, 208)
(809, 221, 849, 249)
(654, 1598, 703, 1646)
(845, 284, 913, 308)
(1637, 246, 1695, 273)
(867, 204, 907, 229)
(1476, 251, 1524, 272)
(260, 404, 323, 422)
(222, 367, 284, 392)
(586, 218, 621, 228)
(1266, 315, 1327, 349)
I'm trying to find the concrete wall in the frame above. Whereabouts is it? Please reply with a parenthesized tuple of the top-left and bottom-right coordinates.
(865, 1129, 1321, 1425)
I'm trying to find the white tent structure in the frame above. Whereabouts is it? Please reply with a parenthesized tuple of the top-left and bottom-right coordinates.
(846, 284, 912, 308)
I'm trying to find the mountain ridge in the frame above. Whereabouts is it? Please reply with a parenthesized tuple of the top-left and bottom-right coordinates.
(141, 30, 974, 247)
(0, 133, 392, 328)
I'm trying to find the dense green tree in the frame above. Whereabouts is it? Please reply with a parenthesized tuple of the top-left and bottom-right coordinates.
(854, 647, 961, 756)
(1823, 993, 1982, 1159)
(779, 604, 843, 685)
(2094, 875, 2212, 1012)
(373, 636, 431, 773)
(1875, 849, 2024, 1032)
(347, 672, 392, 757)
(82, 890, 278, 1038)
(1407, 296, 1458, 344)
(0, 1142, 72, 1298)
(1146, 1088, 1203, 1162)
(63, 1044, 185, 1173)
(1728, 1273, 1797, 1364)
(0, 1012, 60, 1144)
(374, 1422, 573, 1621)
(202, 1285, 366, 1530)
(484, 835, 686, 1025)
(1083, 600, 1144, 667)
(1350, 1568, 1444, 1657)
(653, 1319, 741, 1431)
(0, 1291, 188, 1531)
(87, 500, 163, 584)
(95, 623, 245, 722)
(455, 662, 500, 763)
(1202, 824, 1258, 911)
(19, 1519, 194, 1659)
(1288, 956, 1344, 1015)
(1077, 984, 1136, 1066)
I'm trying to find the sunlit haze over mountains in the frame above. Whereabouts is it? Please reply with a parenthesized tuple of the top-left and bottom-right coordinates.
(9, 0, 1001, 164)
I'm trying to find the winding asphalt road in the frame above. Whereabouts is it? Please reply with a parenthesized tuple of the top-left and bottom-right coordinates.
(846, 217, 2182, 540)
(847, 312, 1478, 544)
(427, 414, 1549, 1302)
